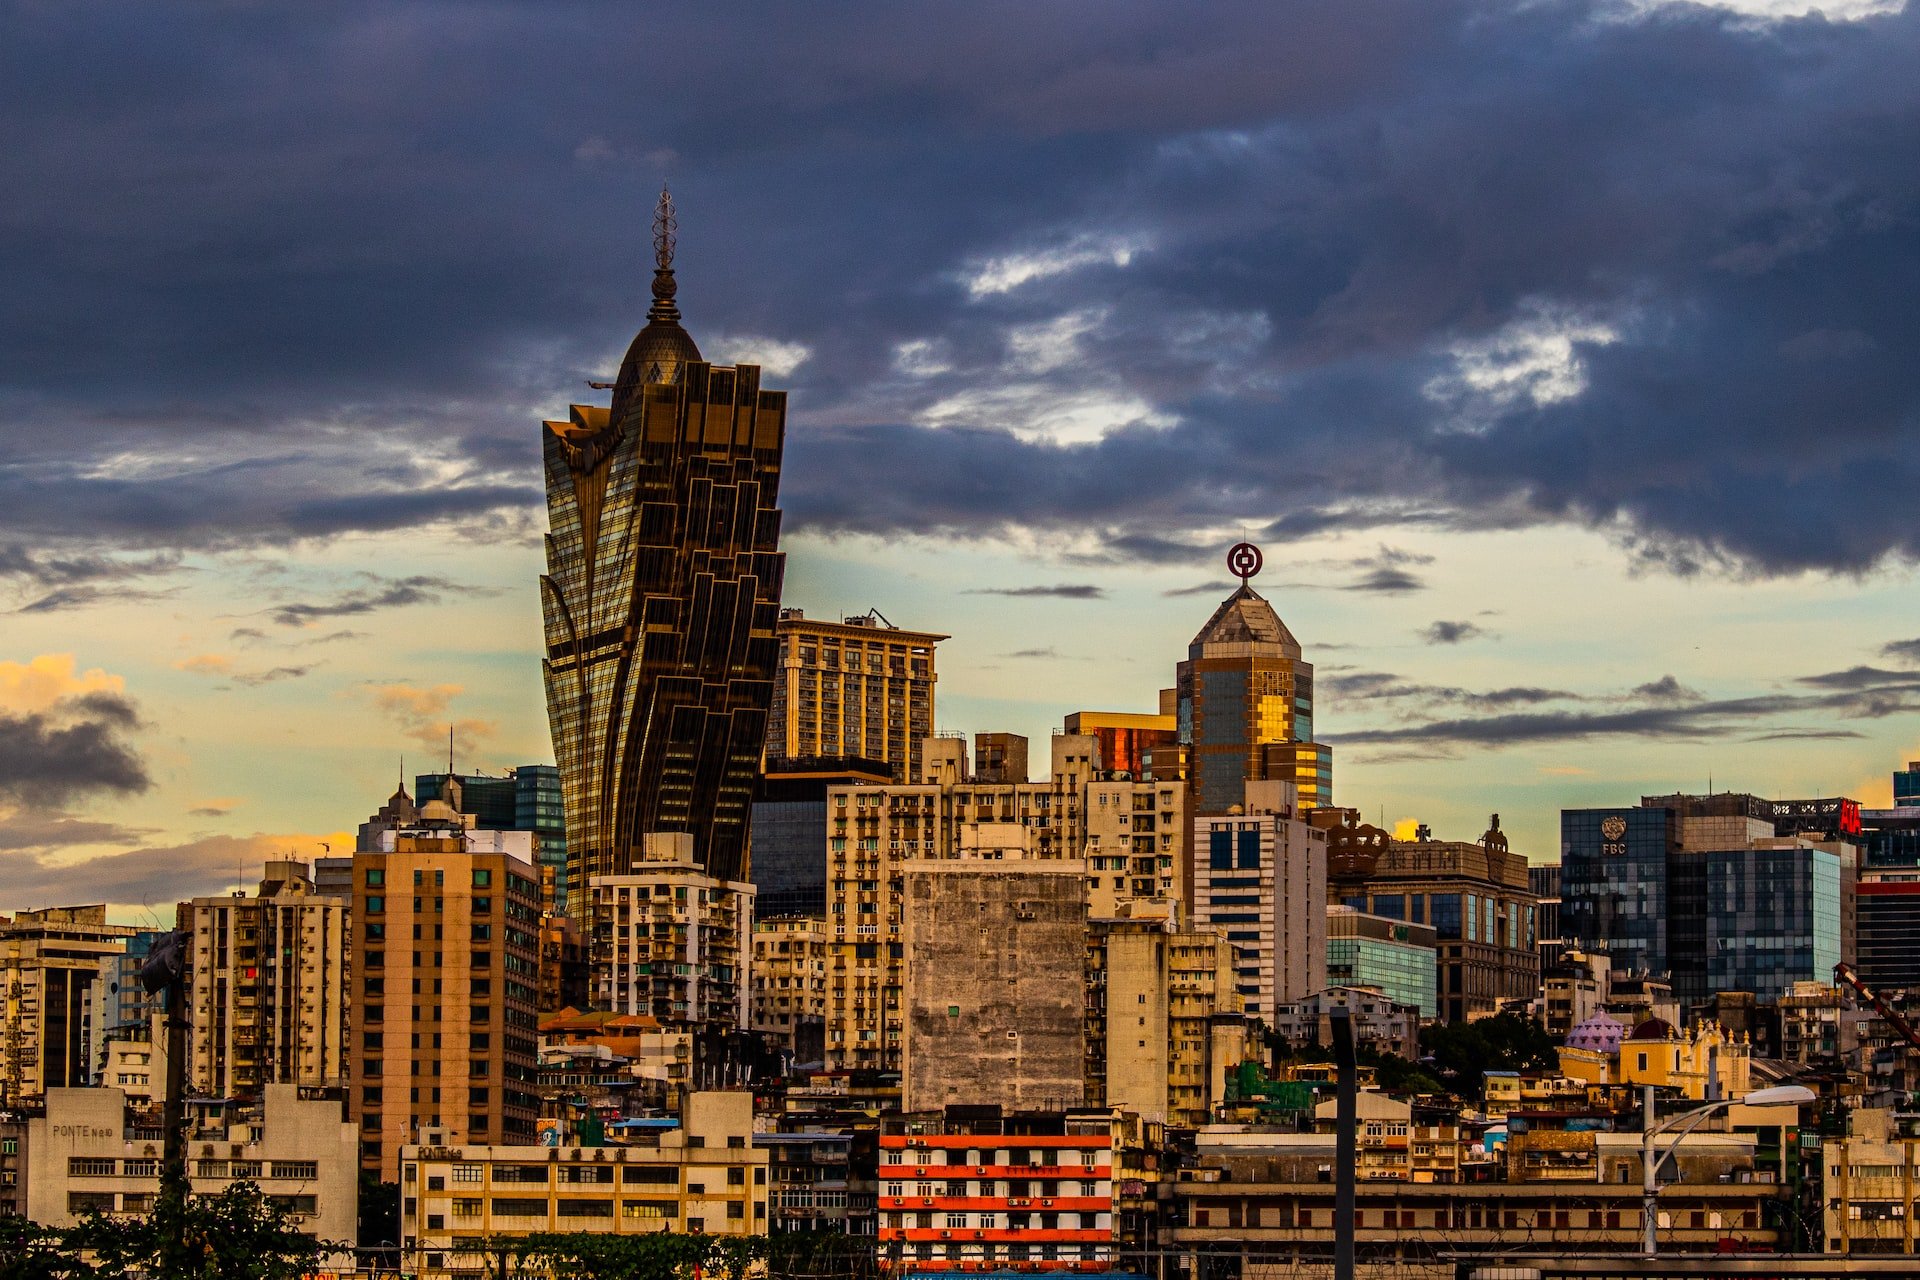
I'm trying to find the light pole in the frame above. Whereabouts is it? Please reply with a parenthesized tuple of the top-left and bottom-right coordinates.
(1639, 1082, 1815, 1258)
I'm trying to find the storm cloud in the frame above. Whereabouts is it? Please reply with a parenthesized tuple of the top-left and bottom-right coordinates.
(0, 693, 150, 808)
(1, 1, 1918, 579)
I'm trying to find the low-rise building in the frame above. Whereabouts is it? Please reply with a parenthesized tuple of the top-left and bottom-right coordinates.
(400, 1091, 768, 1280)
(1272, 987, 1422, 1061)
(878, 1109, 1117, 1275)
(1822, 1106, 1920, 1256)
(1558, 1017, 1752, 1102)
(21, 1085, 356, 1256)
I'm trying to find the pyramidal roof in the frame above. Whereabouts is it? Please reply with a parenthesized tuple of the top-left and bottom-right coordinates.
(1190, 583, 1300, 653)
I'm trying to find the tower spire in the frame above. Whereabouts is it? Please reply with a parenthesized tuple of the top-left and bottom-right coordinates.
(649, 185, 680, 324)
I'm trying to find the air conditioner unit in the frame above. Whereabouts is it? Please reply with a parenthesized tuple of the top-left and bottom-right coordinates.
(939, 1230, 952, 1239)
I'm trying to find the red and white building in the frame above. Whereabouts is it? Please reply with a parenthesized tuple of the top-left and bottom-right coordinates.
(878, 1112, 1118, 1274)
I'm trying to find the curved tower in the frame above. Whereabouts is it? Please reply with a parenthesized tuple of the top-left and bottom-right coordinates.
(540, 190, 787, 913)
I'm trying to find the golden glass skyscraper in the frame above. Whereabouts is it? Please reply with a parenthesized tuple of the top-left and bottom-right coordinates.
(541, 192, 787, 912)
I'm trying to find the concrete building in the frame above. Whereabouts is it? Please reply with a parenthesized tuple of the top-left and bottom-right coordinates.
(972, 731, 1030, 785)
(1192, 780, 1328, 1019)
(1086, 912, 1248, 1127)
(22, 1084, 356, 1252)
(1328, 813, 1538, 1024)
(401, 1090, 768, 1279)
(751, 915, 828, 1059)
(97, 1012, 167, 1107)
(1823, 1107, 1920, 1256)
(901, 826, 1087, 1113)
(824, 732, 1095, 1071)
(0, 906, 134, 1105)
(758, 1124, 868, 1237)
(1557, 1017, 1752, 1102)
(1085, 773, 1185, 918)
(1325, 907, 1438, 1017)
(1538, 949, 1610, 1040)
(1272, 987, 1423, 1060)
(766, 608, 944, 783)
(89, 928, 166, 1076)
(589, 832, 752, 1031)
(182, 860, 349, 1102)
(879, 1109, 1117, 1275)
(350, 813, 544, 1177)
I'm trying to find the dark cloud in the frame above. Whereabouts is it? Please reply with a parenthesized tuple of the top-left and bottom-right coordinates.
(1344, 547, 1434, 595)
(1421, 620, 1485, 645)
(16, 585, 177, 614)
(187, 806, 232, 818)
(1627, 675, 1704, 704)
(2, 2, 1919, 578)
(234, 665, 314, 686)
(0, 694, 149, 808)
(0, 811, 150, 852)
(1744, 729, 1867, 742)
(268, 575, 467, 626)
(1002, 647, 1061, 659)
(1883, 638, 1920, 666)
(967, 584, 1106, 600)
(1162, 581, 1237, 597)
(1795, 665, 1920, 691)
(0, 546, 184, 587)
(0, 833, 328, 911)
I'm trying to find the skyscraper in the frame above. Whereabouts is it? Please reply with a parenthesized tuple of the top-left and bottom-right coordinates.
(1178, 550, 1331, 817)
(764, 607, 945, 782)
(541, 191, 787, 912)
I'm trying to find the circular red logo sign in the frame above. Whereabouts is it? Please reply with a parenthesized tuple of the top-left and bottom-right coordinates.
(1227, 542, 1263, 581)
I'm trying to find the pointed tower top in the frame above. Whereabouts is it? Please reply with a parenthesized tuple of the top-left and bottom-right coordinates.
(608, 185, 702, 421)
(649, 185, 680, 321)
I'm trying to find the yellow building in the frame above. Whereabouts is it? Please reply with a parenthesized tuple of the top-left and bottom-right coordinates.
(1823, 1107, 1920, 1256)
(767, 608, 945, 782)
(1558, 1017, 1751, 1101)
(824, 734, 1095, 1071)
(1085, 776, 1186, 917)
(0, 906, 134, 1105)
(1086, 913, 1247, 1127)
(401, 1091, 768, 1280)
(750, 915, 828, 1052)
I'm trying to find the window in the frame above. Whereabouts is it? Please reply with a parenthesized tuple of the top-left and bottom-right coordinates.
(366, 869, 385, 887)
(473, 869, 492, 888)
(271, 1161, 319, 1181)
(366, 895, 385, 914)
(453, 1165, 483, 1184)
(69, 1158, 116, 1177)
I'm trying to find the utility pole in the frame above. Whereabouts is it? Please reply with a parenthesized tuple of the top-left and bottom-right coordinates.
(139, 929, 192, 1252)
(1330, 1005, 1356, 1280)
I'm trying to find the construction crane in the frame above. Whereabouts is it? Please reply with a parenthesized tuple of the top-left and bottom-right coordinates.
(1834, 962, 1920, 1055)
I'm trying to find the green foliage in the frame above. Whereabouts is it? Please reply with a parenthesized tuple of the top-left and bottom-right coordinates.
(1420, 1013, 1559, 1096)
(512, 1231, 876, 1280)
(62, 1182, 330, 1280)
(0, 1214, 93, 1280)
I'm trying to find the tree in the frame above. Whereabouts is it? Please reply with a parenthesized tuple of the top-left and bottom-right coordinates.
(0, 1215, 93, 1280)
(66, 1182, 329, 1280)
(1420, 1013, 1559, 1096)
(516, 1229, 708, 1280)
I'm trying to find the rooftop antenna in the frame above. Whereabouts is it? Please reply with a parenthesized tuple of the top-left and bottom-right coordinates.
(448, 725, 455, 777)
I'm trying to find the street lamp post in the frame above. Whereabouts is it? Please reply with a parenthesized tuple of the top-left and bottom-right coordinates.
(1639, 1082, 1816, 1258)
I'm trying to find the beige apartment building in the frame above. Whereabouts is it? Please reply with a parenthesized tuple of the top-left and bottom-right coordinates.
(766, 608, 946, 782)
(21, 1084, 357, 1255)
(1085, 776, 1186, 917)
(590, 832, 753, 1030)
(400, 1090, 768, 1280)
(1822, 1107, 1920, 1255)
(750, 915, 828, 1053)
(0, 906, 134, 1105)
(1086, 912, 1247, 1127)
(183, 860, 349, 1101)
(824, 733, 1096, 1071)
(351, 824, 544, 1177)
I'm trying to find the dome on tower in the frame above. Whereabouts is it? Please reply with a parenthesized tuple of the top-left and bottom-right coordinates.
(1564, 1011, 1626, 1054)
(1627, 1017, 1676, 1041)
(609, 186, 703, 423)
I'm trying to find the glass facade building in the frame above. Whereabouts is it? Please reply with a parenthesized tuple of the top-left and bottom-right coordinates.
(1705, 845, 1844, 1000)
(541, 199, 787, 913)
(1325, 910, 1438, 1016)
(1560, 806, 1678, 985)
(416, 766, 569, 905)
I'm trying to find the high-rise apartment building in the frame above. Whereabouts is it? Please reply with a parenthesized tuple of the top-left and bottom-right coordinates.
(541, 192, 787, 912)
(1085, 912, 1248, 1127)
(823, 733, 1096, 1071)
(766, 608, 944, 782)
(750, 915, 829, 1057)
(0, 906, 133, 1105)
(1191, 781, 1328, 1018)
(1179, 578, 1332, 817)
(350, 811, 544, 1177)
(1561, 792, 1858, 1005)
(183, 860, 350, 1101)
(1085, 774, 1186, 917)
(589, 832, 753, 1030)
(1328, 814, 1538, 1024)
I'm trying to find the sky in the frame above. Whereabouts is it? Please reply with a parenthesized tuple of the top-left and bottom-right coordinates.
(3, 0, 1919, 921)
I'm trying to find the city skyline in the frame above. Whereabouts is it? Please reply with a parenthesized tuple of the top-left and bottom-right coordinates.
(6, 0, 1920, 918)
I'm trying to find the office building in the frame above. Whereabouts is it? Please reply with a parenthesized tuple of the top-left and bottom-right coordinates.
(0, 906, 134, 1104)
(350, 808, 544, 1177)
(182, 860, 350, 1101)
(417, 765, 569, 908)
(1064, 703, 1179, 780)
(1085, 914, 1247, 1127)
(1898, 761, 1920, 808)
(541, 191, 787, 912)
(22, 1085, 357, 1254)
(589, 832, 753, 1030)
(89, 928, 165, 1077)
(400, 1091, 768, 1279)
(1325, 907, 1438, 1017)
(1192, 780, 1328, 1018)
(1562, 792, 1857, 1004)
(1858, 869, 1920, 989)
(900, 827, 1087, 1113)
(824, 733, 1095, 1071)
(1529, 862, 1564, 970)
(750, 756, 892, 918)
(767, 609, 944, 783)
(878, 1110, 1118, 1275)
(1178, 578, 1331, 817)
